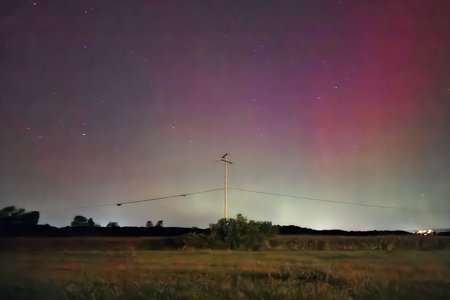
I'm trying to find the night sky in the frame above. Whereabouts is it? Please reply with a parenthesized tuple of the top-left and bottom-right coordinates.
(1, 0, 449, 230)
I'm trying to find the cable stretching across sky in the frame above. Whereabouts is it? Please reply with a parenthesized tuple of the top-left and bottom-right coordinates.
(50, 186, 445, 215)
(230, 187, 440, 213)
(115, 188, 224, 207)
(39, 188, 224, 211)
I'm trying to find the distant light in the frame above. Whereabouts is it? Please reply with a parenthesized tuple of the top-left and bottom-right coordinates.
(416, 229, 434, 235)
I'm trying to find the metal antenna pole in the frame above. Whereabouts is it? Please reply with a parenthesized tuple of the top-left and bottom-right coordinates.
(224, 160, 228, 218)
(220, 153, 233, 219)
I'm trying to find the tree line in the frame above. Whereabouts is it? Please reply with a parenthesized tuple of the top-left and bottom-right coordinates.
(0, 206, 276, 250)
(70, 215, 164, 228)
(0, 206, 163, 228)
(0, 206, 39, 226)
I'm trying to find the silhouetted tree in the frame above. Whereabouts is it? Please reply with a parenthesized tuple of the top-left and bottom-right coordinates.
(146, 220, 153, 227)
(210, 214, 274, 250)
(0, 206, 18, 217)
(21, 211, 40, 225)
(71, 215, 88, 226)
(155, 220, 163, 227)
(0, 206, 40, 226)
(106, 222, 119, 227)
(71, 216, 99, 227)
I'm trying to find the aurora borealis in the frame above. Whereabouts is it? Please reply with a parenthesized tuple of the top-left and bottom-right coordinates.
(1, 0, 449, 230)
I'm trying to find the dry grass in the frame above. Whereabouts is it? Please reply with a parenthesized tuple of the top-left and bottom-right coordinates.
(0, 237, 449, 299)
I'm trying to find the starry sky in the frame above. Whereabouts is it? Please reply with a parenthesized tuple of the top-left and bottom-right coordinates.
(1, 0, 449, 230)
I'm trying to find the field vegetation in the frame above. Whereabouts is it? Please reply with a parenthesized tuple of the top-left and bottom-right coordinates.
(1, 214, 449, 299)
(1, 238, 450, 299)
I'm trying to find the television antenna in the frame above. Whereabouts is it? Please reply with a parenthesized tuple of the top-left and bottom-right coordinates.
(219, 153, 233, 218)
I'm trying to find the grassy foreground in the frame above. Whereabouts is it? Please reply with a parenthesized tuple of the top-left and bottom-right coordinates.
(1, 244, 450, 299)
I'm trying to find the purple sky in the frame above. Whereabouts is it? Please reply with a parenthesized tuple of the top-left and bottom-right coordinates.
(1, 0, 449, 230)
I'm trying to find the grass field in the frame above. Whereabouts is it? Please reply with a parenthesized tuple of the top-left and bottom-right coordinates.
(1, 237, 449, 299)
